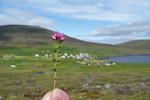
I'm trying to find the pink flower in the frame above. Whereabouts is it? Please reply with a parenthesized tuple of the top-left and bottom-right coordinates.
(60, 33, 64, 38)
(42, 88, 69, 100)
(60, 37, 65, 42)
(51, 32, 65, 42)
(51, 35, 56, 40)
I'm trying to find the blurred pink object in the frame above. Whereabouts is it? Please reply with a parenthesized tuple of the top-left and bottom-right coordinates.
(60, 37, 65, 42)
(51, 32, 66, 42)
(51, 35, 56, 40)
(42, 88, 69, 100)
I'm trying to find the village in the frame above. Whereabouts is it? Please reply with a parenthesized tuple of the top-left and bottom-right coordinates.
(34, 51, 116, 67)
(2, 51, 116, 68)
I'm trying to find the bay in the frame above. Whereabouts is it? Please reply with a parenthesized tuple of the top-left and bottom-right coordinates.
(103, 55, 150, 63)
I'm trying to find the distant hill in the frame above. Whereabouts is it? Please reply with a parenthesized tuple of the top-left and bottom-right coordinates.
(0, 25, 52, 44)
(0, 25, 115, 47)
(0, 25, 150, 57)
(0, 25, 110, 45)
(118, 40, 150, 50)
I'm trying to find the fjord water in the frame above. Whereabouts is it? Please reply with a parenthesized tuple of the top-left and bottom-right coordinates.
(104, 55, 150, 63)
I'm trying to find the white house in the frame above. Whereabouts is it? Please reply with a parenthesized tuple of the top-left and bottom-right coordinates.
(60, 55, 65, 58)
(67, 56, 70, 58)
(45, 54, 48, 58)
(35, 54, 39, 57)
(64, 53, 68, 56)
(11, 65, 16, 68)
(104, 62, 116, 65)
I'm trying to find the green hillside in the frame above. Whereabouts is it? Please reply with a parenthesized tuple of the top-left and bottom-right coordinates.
(0, 25, 150, 58)
(0, 25, 56, 44)
(118, 40, 150, 50)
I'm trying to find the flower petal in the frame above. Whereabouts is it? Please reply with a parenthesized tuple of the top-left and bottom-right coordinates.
(60, 37, 65, 42)
(54, 32, 58, 37)
(51, 35, 56, 40)
(56, 32, 60, 38)
(60, 33, 64, 38)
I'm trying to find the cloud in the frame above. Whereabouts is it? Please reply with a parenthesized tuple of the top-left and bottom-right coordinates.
(85, 36, 150, 45)
(1, 0, 150, 22)
(1, 0, 150, 44)
(88, 20, 150, 44)
(0, 8, 54, 28)
(89, 21, 150, 36)
(31, 0, 150, 22)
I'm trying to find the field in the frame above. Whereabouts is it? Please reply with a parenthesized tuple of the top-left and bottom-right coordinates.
(0, 54, 150, 100)
(0, 25, 150, 100)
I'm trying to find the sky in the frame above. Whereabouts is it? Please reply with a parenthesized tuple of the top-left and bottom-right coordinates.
(0, 0, 150, 44)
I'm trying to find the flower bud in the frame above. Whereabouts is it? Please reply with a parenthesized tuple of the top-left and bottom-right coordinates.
(51, 35, 56, 40)
(60, 33, 64, 38)
(60, 37, 65, 42)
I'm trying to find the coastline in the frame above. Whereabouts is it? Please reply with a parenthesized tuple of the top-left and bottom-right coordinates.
(99, 54, 150, 60)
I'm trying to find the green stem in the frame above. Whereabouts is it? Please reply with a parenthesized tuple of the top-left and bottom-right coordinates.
(53, 41, 59, 88)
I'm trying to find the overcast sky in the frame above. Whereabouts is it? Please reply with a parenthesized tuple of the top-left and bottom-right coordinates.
(0, 0, 150, 44)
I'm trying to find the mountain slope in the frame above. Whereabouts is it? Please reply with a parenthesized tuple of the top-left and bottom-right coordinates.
(0, 25, 115, 48)
(0, 25, 150, 57)
(0, 25, 57, 44)
(0, 25, 109, 45)
(0, 25, 119, 57)
(118, 40, 150, 50)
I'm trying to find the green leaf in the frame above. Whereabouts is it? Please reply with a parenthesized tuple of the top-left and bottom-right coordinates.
(53, 43, 56, 46)
(53, 45, 57, 49)
(52, 57, 55, 61)
(53, 67, 56, 71)
(52, 54, 55, 57)
(57, 62, 60, 66)
(56, 58, 59, 62)
(58, 50, 61, 53)
(53, 49, 56, 52)
(58, 54, 62, 57)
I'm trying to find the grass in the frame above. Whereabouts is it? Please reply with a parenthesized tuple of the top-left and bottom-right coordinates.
(0, 25, 150, 100)
(0, 55, 150, 100)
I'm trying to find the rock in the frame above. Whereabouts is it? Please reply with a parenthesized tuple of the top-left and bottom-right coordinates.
(82, 78, 97, 83)
(0, 96, 4, 100)
(139, 83, 145, 86)
(104, 83, 111, 89)
(79, 96, 82, 99)
(143, 77, 146, 80)
(23, 93, 27, 97)
(36, 89, 40, 93)
(74, 67, 78, 70)
(96, 85, 102, 89)
(16, 80, 22, 84)
(82, 83, 88, 88)
(27, 80, 35, 83)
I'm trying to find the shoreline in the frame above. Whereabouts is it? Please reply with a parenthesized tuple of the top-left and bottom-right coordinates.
(99, 54, 150, 60)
